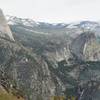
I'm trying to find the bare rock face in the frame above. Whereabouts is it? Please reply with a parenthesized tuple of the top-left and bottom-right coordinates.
(70, 32, 96, 60)
(0, 9, 14, 41)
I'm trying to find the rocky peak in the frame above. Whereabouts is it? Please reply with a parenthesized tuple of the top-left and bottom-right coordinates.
(70, 32, 96, 60)
(0, 9, 14, 41)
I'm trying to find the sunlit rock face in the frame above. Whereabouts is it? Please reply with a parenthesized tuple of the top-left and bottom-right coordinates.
(0, 9, 14, 41)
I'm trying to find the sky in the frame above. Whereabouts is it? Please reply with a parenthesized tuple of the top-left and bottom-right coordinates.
(0, 0, 100, 23)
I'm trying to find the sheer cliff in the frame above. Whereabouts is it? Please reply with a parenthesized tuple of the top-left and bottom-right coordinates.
(0, 9, 14, 41)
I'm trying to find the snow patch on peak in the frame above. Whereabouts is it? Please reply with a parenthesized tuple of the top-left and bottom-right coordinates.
(66, 21, 100, 30)
(6, 15, 40, 27)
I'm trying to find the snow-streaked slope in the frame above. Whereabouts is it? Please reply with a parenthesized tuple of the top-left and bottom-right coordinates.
(6, 15, 67, 29)
(6, 15, 40, 27)
(6, 15, 100, 37)
(67, 21, 99, 29)
(6, 15, 100, 30)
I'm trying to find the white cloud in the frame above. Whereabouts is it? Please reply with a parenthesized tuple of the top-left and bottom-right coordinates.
(0, 0, 100, 23)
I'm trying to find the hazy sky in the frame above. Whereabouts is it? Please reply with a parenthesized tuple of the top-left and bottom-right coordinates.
(0, 0, 100, 23)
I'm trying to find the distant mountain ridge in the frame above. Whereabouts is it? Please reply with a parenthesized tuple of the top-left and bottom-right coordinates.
(6, 15, 100, 29)
(6, 15, 100, 39)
